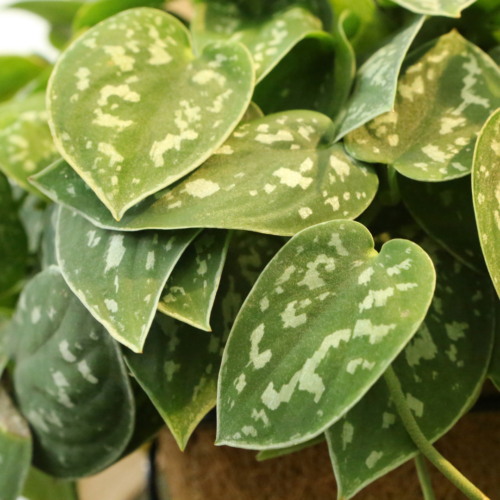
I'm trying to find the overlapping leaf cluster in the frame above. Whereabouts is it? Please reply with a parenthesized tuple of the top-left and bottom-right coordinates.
(2, 0, 500, 499)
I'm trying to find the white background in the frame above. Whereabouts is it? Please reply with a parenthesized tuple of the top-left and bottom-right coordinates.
(0, 0, 59, 61)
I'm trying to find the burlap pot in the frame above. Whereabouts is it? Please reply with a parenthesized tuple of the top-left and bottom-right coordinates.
(158, 411, 500, 500)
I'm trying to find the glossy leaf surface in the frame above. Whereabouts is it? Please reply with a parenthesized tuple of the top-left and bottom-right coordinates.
(56, 207, 198, 352)
(392, 0, 477, 17)
(326, 238, 494, 499)
(0, 387, 32, 500)
(0, 172, 28, 297)
(0, 93, 58, 193)
(217, 220, 435, 449)
(126, 231, 284, 450)
(336, 15, 424, 140)
(473, 107, 500, 298)
(32, 111, 378, 235)
(192, 3, 324, 82)
(13, 267, 134, 478)
(399, 174, 485, 273)
(158, 229, 231, 331)
(48, 8, 254, 220)
(346, 32, 500, 181)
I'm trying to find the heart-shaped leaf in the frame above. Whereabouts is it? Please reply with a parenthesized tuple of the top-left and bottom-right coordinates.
(48, 7, 254, 221)
(32, 111, 379, 235)
(326, 238, 494, 499)
(0, 55, 48, 103)
(0, 172, 28, 298)
(192, 3, 326, 82)
(21, 467, 78, 500)
(217, 220, 436, 449)
(346, 31, 500, 181)
(399, 174, 485, 273)
(335, 15, 424, 141)
(0, 387, 32, 500)
(12, 267, 134, 478)
(56, 207, 198, 352)
(473, 107, 500, 299)
(126, 231, 284, 449)
(0, 93, 59, 193)
(158, 229, 232, 331)
(392, 0, 476, 17)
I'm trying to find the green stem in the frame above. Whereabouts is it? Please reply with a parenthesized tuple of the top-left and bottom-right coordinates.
(415, 454, 436, 500)
(384, 366, 489, 500)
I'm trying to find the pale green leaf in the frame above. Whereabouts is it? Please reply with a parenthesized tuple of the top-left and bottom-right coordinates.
(0, 387, 32, 500)
(0, 93, 59, 193)
(346, 31, 500, 181)
(256, 434, 325, 461)
(56, 207, 198, 352)
(326, 238, 494, 499)
(32, 111, 379, 235)
(399, 174, 485, 273)
(10, 1, 83, 26)
(19, 195, 47, 254)
(0, 172, 28, 297)
(126, 231, 284, 450)
(242, 101, 264, 122)
(192, 3, 325, 83)
(12, 266, 134, 478)
(21, 467, 78, 500)
(41, 204, 58, 269)
(335, 15, 424, 141)
(0, 55, 48, 103)
(217, 220, 436, 449)
(472, 107, 500, 298)
(392, 0, 477, 17)
(48, 8, 254, 221)
(158, 229, 232, 331)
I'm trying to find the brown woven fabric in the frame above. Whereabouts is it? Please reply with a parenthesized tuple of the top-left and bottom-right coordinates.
(158, 412, 500, 500)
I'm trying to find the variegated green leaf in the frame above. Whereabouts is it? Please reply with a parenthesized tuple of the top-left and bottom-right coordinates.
(326, 238, 494, 499)
(0, 93, 58, 193)
(0, 55, 48, 103)
(12, 266, 134, 478)
(335, 15, 424, 141)
(21, 467, 78, 500)
(41, 204, 58, 269)
(399, 174, 485, 273)
(0, 387, 32, 500)
(392, 0, 477, 17)
(0, 172, 28, 298)
(56, 207, 198, 352)
(48, 7, 254, 221)
(32, 112, 379, 235)
(217, 220, 435, 449)
(192, 3, 326, 83)
(346, 31, 500, 181)
(472, 107, 500, 300)
(126, 231, 284, 450)
(256, 434, 325, 461)
(158, 229, 232, 331)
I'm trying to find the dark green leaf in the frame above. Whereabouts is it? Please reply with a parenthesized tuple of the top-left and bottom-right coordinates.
(21, 467, 78, 500)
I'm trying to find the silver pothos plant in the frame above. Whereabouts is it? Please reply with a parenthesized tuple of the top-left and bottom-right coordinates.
(1, 0, 500, 499)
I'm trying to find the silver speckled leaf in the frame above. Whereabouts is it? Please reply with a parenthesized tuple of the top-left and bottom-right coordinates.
(346, 31, 500, 181)
(473, 107, 500, 298)
(192, 3, 324, 83)
(392, 0, 476, 17)
(126, 231, 284, 450)
(326, 238, 494, 499)
(56, 207, 198, 352)
(217, 220, 435, 449)
(0, 93, 58, 193)
(12, 267, 134, 479)
(48, 7, 254, 220)
(0, 386, 32, 500)
(399, 174, 485, 273)
(158, 229, 232, 331)
(335, 15, 424, 141)
(32, 111, 379, 235)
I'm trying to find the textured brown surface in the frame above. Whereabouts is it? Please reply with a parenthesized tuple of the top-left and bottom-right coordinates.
(158, 412, 500, 500)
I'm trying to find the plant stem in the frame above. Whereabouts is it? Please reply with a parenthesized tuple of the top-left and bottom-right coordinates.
(384, 366, 489, 500)
(415, 454, 436, 500)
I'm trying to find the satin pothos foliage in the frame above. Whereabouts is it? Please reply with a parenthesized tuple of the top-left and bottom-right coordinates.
(2, 0, 500, 499)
